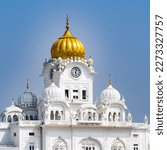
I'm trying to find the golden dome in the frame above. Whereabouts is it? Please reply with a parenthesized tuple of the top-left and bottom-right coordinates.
(51, 16, 85, 59)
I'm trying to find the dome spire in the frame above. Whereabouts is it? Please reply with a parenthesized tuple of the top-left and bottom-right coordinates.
(108, 74, 112, 85)
(66, 15, 70, 30)
(12, 98, 14, 105)
(26, 78, 29, 91)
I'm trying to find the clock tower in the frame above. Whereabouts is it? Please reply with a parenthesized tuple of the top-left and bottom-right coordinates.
(42, 16, 95, 108)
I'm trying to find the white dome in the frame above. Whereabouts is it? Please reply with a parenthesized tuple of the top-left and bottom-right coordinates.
(43, 82, 61, 100)
(18, 91, 37, 107)
(5, 103, 22, 113)
(100, 84, 121, 103)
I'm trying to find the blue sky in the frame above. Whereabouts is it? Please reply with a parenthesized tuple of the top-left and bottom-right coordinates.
(0, 0, 149, 122)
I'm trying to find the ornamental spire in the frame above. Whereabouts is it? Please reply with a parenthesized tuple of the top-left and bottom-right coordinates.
(66, 15, 70, 30)
(109, 74, 112, 85)
(26, 78, 29, 91)
(12, 98, 14, 105)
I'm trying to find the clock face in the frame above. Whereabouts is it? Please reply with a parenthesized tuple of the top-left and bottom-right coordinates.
(71, 67, 81, 78)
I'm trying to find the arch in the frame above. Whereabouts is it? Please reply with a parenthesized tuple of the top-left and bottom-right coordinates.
(1, 115, 6, 122)
(13, 115, 18, 122)
(55, 111, 60, 120)
(88, 111, 92, 121)
(30, 115, 33, 120)
(118, 112, 121, 122)
(26, 115, 29, 120)
(61, 111, 64, 120)
(7, 115, 12, 122)
(93, 112, 96, 121)
(53, 137, 67, 150)
(49, 102, 69, 121)
(111, 138, 125, 150)
(113, 112, 117, 122)
(80, 137, 102, 150)
(108, 112, 112, 121)
(81, 107, 99, 121)
(34, 115, 38, 120)
(81, 106, 99, 121)
(54, 101, 69, 109)
(50, 111, 54, 120)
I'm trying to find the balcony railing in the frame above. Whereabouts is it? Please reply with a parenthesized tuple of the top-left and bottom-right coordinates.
(44, 120, 70, 126)
(0, 120, 148, 129)
(10, 120, 41, 127)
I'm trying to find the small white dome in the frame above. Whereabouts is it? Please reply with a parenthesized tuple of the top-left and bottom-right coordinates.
(100, 84, 121, 103)
(5, 103, 22, 113)
(43, 82, 61, 100)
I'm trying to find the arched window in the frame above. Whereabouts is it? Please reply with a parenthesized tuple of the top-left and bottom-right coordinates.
(26, 115, 29, 120)
(53, 138, 67, 150)
(93, 112, 96, 121)
(80, 138, 102, 150)
(111, 139, 125, 150)
(7, 115, 12, 122)
(118, 113, 121, 122)
(13, 115, 18, 122)
(113, 112, 117, 122)
(108, 112, 112, 121)
(2, 115, 6, 122)
(50, 111, 54, 120)
(88, 112, 92, 121)
(55, 111, 61, 120)
(34, 116, 38, 120)
(30, 115, 33, 120)
(61, 111, 64, 120)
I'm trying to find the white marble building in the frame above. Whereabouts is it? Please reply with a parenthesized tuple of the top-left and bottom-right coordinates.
(0, 17, 149, 150)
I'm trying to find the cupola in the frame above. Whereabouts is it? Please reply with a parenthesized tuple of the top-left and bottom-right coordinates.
(43, 81, 62, 101)
(51, 16, 85, 59)
(5, 100, 22, 113)
(100, 77, 121, 103)
(17, 80, 38, 108)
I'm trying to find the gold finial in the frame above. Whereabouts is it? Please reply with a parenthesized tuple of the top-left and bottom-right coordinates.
(66, 15, 70, 30)
(109, 74, 112, 85)
(26, 79, 29, 91)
